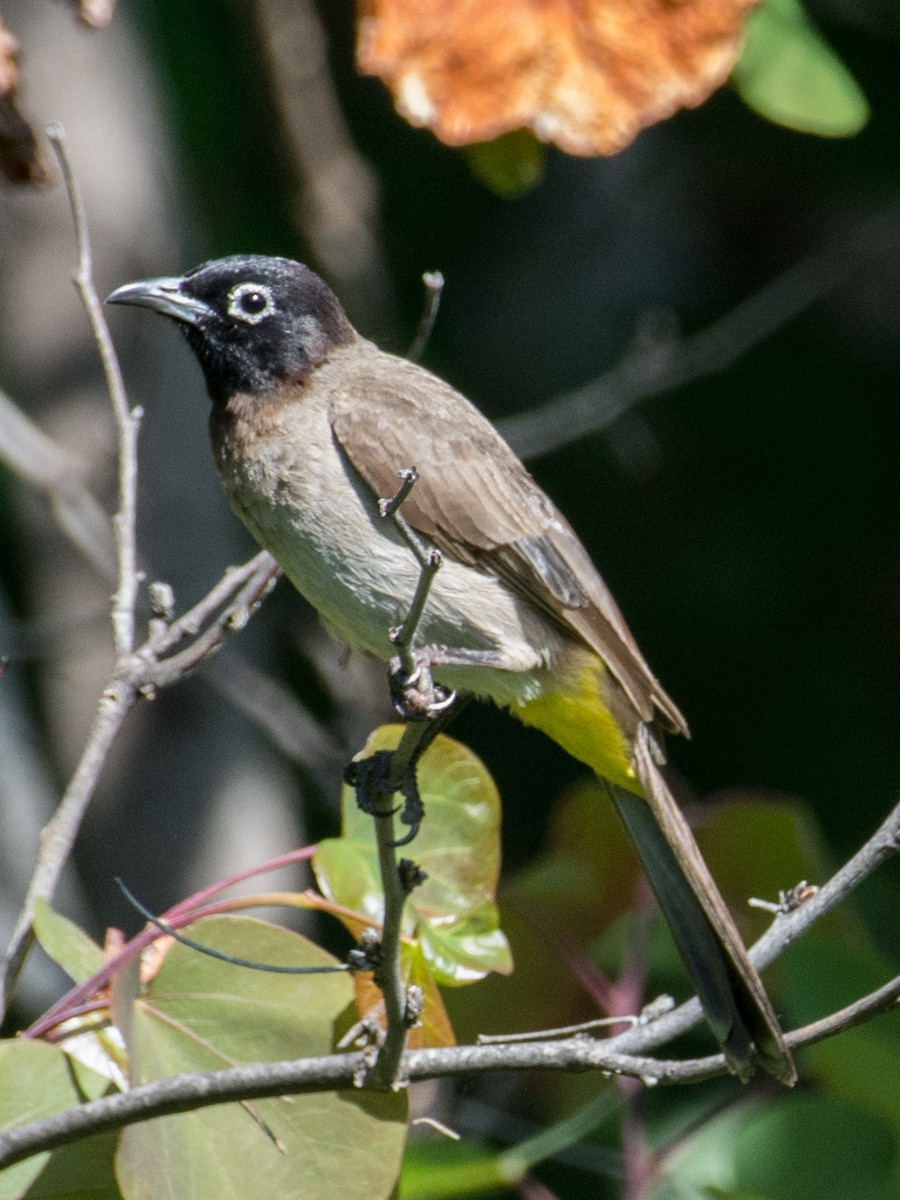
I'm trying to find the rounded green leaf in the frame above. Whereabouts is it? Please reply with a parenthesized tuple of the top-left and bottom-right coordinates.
(315, 726, 511, 984)
(733, 0, 869, 138)
(116, 916, 407, 1200)
(0, 1041, 112, 1200)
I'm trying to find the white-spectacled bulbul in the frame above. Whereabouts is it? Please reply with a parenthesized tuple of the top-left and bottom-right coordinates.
(107, 256, 795, 1084)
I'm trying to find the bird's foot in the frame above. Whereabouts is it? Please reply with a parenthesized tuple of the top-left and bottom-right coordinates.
(389, 647, 457, 721)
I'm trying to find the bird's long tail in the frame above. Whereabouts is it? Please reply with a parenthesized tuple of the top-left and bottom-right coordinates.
(611, 728, 795, 1084)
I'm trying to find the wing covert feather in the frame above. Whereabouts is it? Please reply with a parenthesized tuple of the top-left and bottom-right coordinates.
(328, 344, 686, 733)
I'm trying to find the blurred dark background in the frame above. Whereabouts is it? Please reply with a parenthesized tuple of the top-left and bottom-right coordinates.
(0, 0, 897, 1020)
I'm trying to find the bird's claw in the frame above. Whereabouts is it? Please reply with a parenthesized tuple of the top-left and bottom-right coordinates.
(343, 749, 425, 846)
(389, 650, 457, 721)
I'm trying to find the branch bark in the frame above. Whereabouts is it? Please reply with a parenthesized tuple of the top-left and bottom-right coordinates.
(1, 798, 897, 1169)
(2, 968, 898, 1171)
(499, 205, 900, 462)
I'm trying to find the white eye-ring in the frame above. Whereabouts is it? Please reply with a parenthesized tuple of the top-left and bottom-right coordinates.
(227, 281, 276, 324)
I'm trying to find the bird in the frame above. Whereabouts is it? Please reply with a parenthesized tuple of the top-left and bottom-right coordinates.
(106, 254, 795, 1084)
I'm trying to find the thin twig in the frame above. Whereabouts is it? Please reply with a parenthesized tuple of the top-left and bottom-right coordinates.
(140, 555, 281, 689)
(0, 388, 115, 577)
(406, 271, 445, 363)
(593, 797, 900, 1062)
(0, 126, 143, 1016)
(499, 205, 900, 462)
(0, 680, 136, 1018)
(46, 123, 141, 658)
(797, 973, 900, 1048)
(0, 137, 286, 1020)
(146, 551, 279, 656)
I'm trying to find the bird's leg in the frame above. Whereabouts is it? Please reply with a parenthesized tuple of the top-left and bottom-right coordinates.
(378, 466, 456, 719)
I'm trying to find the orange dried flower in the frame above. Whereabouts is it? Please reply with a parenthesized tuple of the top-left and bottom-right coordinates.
(358, 0, 758, 156)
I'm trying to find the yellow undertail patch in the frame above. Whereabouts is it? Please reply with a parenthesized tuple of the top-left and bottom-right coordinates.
(512, 659, 641, 794)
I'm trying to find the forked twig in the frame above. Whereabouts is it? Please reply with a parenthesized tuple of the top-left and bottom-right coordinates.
(0, 129, 283, 1019)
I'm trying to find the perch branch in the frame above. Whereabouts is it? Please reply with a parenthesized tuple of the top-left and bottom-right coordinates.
(2, 962, 898, 1170)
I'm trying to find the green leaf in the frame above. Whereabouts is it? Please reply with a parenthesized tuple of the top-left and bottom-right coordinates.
(657, 1095, 898, 1200)
(0, 1040, 113, 1200)
(417, 901, 512, 985)
(781, 936, 900, 1141)
(315, 726, 511, 984)
(733, 0, 869, 138)
(465, 129, 545, 197)
(33, 898, 105, 984)
(116, 916, 407, 1200)
(401, 1140, 506, 1200)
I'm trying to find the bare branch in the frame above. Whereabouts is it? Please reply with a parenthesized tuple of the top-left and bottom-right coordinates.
(588, 797, 900, 1062)
(0, 388, 115, 577)
(0, 681, 136, 1016)
(500, 205, 900, 462)
(47, 123, 140, 658)
(797, 973, 900, 1049)
(3, 958, 899, 1170)
(1, 799, 897, 1163)
(139, 553, 281, 690)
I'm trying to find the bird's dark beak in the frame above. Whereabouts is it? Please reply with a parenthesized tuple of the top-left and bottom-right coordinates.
(104, 277, 213, 326)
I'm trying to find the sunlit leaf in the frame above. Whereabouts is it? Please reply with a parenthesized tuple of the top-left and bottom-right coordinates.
(0, 1041, 112, 1200)
(315, 726, 511, 984)
(732, 0, 869, 137)
(116, 916, 407, 1200)
(358, 0, 759, 157)
(416, 901, 512, 985)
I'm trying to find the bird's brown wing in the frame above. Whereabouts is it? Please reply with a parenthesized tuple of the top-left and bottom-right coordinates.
(328, 344, 685, 733)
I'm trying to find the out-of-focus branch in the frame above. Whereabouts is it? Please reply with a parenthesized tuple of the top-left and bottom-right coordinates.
(0, 389, 115, 577)
(0, 130, 282, 1019)
(0, 548, 282, 1020)
(252, 0, 395, 332)
(500, 206, 900, 461)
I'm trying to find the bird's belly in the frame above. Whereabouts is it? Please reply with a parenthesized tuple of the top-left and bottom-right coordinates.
(216, 430, 554, 705)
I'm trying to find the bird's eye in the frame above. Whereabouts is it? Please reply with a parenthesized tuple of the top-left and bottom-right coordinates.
(227, 282, 275, 324)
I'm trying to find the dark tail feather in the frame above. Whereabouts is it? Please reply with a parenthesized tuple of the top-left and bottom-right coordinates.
(608, 738, 795, 1084)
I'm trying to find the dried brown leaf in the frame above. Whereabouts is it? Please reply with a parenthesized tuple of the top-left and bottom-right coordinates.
(0, 19, 51, 184)
(358, 0, 759, 156)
